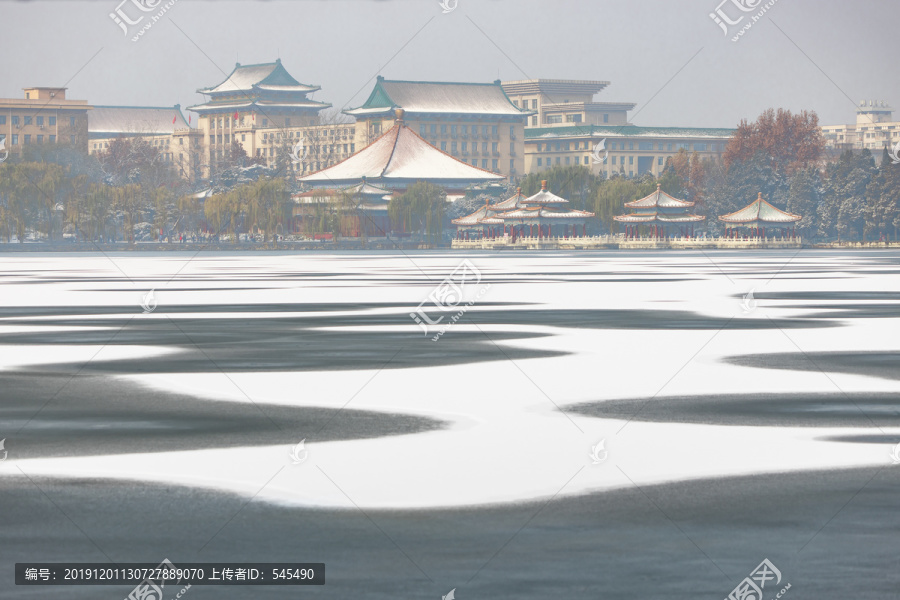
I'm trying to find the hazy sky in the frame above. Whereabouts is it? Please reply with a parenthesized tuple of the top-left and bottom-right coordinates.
(2, 0, 896, 129)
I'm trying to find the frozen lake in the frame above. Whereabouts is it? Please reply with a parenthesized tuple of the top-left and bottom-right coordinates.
(0, 249, 898, 599)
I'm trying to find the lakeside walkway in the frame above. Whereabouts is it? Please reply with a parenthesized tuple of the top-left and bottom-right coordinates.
(451, 234, 805, 250)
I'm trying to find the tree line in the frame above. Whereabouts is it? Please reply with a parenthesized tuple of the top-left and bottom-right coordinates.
(2, 108, 899, 243)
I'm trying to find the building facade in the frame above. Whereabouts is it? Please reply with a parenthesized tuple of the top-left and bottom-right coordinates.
(500, 79, 634, 128)
(344, 77, 532, 179)
(501, 78, 733, 177)
(820, 100, 900, 152)
(526, 124, 734, 178)
(187, 59, 359, 180)
(87, 105, 199, 178)
(0, 87, 90, 159)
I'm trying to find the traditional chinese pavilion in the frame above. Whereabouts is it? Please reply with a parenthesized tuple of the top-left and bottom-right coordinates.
(292, 178, 392, 238)
(614, 184, 705, 239)
(453, 182, 595, 241)
(718, 192, 802, 238)
(298, 109, 504, 192)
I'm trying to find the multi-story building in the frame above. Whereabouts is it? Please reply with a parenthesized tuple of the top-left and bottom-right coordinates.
(820, 100, 900, 153)
(87, 105, 199, 178)
(501, 79, 634, 128)
(0, 87, 91, 159)
(187, 59, 358, 179)
(344, 77, 533, 179)
(526, 124, 734, 178)
(500, 78, 732, 177)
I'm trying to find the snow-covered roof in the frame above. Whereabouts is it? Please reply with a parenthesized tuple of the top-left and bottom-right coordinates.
(345, 77, 533, 118)
(718, 193, 802, 224)
(88, 105, 189, 137)
(624, 185, 696, 209)
(197, 60, 320, 95)
(299, 117, 505, 186)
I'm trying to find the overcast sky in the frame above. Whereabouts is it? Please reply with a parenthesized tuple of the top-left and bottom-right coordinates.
(2, 0, 896, 129)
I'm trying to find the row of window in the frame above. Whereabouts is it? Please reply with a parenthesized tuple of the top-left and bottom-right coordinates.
(535, 140, 719, 153)
(418, 124, 515, 138)
(512, 99, 540, 110)
(0, 115, 75, 127)
(436, 141, 508, 154)
(1, 134, 72, 145)
(536, 156, 669, 168)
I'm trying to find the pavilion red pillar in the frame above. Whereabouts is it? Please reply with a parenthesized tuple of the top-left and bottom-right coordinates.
(582, 224, 586, 237)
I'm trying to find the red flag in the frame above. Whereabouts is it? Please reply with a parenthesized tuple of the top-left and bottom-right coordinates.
(172, 115, 177, 124)
(233, 111, 239, 121)
(188, 115, 191, 124)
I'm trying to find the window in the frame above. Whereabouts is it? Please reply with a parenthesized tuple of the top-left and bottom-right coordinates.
(430, 124, 437, 135)
(462, 142, 468, 152)
(510, 125, 515, 137)
(351, 144, 355, 152)
(610, 141, 617, 150)
(461, 125, 468, 136)
(513, 100, 519, 107)
(451, 141, 458, 153)
(24, 116, 32, 125)
(11, 134, 17, 145)
(555, 143, 561, 151)
(441, 125, 448, 135)
(451, 125, 457, 137)
(509, 159, 514, 171)
(531, 116, 537, 126)
(546, 115, 562, 124)
(49, 135, 56, 143)
(0, 116, 5, 125)
(538, 158, 543, 166)
(555, 157, 560, 164)
(628, 142, 634, 150)
(471, 159, 477, 166)
(612, 156, 616, 165)
(565, 156, 570, 165)
(24, 135, 31, 144)
(694, 143, 707, 151)
(564, 142, 569, 151)
(37, 116, 44, 126)
(566, 114, 582, 123)
(482, 142, 488, 153)
(49, 116, 56, 126)
(491, 142, 498, 154)
(667, 143, 673, 151)
(441, 141, 447, 151)
(658, 143, 664, 151)
(491, 125, 498, 137)
(603, 114, 609, 123)
(420, 124, 427, 136)
(70, 117, 76, 127)
(531, 99, 537, 110)
(658, 157, 664, 166)
(482, 125, 490, 137)
(628, 156, 634, 165)
(638, 142, 652, 151)
(492, 159, 498, 171)
(482, 159, 488, 169)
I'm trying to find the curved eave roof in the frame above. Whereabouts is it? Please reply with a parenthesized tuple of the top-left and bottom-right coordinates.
(614, 214, 706, 223)
(494, 207, 594, 219)
(491, 191, 527, 210)
(718, 197, 802, 224)
(625, 188, 695, 209)
(521, 189, 570, 205)
(197, 60, 319, 95)
(186, 100, 330, 113)
(299, 121, 504, 185)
